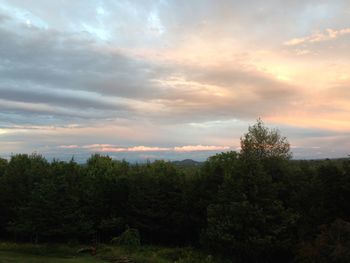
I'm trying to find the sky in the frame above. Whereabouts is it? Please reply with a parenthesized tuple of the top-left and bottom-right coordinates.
(0, 0, 350, 161)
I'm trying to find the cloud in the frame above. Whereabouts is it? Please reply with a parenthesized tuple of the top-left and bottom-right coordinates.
(0, 7, 301, 126)
(57, 144, 231, 153)
(0, 16, 165, 124)
(1, 0, 350, 160)
(174, 145, 230, 152)
(100, 146, 171, 152)
(150, 66, 300, 122)
(323, 83, 350, 100)
(59, 145, 79, 149)
(284, 28, 350, 46)
(0, 12, 9, 22)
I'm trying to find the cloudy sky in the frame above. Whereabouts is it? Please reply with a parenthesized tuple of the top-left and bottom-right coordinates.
(0, 0, 349, 161)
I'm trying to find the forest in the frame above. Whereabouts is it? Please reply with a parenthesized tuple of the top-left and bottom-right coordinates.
(0, 120, 349, 263)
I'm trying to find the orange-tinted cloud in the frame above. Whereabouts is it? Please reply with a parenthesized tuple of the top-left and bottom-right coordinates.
(59, 145, 79, 149)
(58, 144, 231, 153)
(174, 145, 230, 152)
(284, 28, 350, 46)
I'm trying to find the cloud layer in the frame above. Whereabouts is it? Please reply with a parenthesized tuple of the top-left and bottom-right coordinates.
(0, 0, 349, 160)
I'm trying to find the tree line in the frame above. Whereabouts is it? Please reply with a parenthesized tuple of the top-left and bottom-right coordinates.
(0, 120, 350, 262)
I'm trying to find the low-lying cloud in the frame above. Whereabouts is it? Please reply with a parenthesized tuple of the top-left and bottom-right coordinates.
(58, 144, 231, 153)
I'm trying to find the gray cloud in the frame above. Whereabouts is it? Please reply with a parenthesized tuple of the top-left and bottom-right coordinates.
(0, 8, 301, 125)
(0, 15, 159, 124)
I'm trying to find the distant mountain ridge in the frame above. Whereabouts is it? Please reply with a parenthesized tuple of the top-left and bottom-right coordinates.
(172, 159, 203, 166)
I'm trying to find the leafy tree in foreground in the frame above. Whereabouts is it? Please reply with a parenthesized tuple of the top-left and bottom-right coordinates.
(240, 118, 292, 160)
(204, 120, 297, 262)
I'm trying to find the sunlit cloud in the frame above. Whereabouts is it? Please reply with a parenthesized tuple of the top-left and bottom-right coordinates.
(284, 28, 350, 46)
(59, 145, 79, 149)
(100, 146, 171, 152)
(174, 145, 230, 152)
(57, 144, 231, 153)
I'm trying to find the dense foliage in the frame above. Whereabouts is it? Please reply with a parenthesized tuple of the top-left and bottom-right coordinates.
(0, 120, 349, 262)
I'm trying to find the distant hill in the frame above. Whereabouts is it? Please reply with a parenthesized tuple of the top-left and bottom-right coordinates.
(172, 159, 203, 167)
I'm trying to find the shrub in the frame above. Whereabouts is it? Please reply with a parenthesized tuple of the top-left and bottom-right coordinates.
(111, 227, 141, 247)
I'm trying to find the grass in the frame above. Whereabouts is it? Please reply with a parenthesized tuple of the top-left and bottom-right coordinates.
(96, 245, 217, 263)
(0, 242, 107, 263)
(0, 242, 225, 263)
(0, 251, 105, 263)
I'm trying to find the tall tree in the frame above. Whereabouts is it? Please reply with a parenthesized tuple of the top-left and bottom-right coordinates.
(240, 119, 292, 160)
(204, 123, 297, 262)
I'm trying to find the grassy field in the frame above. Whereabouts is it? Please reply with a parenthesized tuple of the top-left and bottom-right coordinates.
(0, 251, 106, 263)
(0, 243, 107, 263)
(0, 242, 221, 263)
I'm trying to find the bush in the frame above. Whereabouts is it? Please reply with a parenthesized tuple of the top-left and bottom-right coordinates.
(111, 227, 141, 247)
